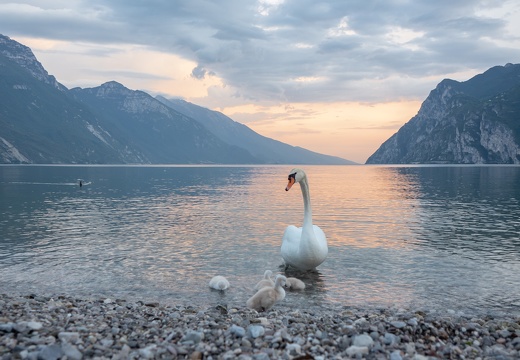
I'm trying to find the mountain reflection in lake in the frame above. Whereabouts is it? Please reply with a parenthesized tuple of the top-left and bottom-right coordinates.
(0, 165, 519, 315)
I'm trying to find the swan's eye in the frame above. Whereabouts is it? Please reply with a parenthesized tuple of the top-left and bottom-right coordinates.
(288, 173, 296, 181)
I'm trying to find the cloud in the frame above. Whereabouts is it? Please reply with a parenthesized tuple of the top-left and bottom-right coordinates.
(83, 69, 173, 81)
(1, 0, 520, 106)
(191, 65, 207, 79)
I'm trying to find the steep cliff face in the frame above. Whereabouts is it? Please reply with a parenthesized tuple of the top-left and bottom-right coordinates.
(0, 34, 66, 92)
(0, 43, 130, 164)
(366, 64, 520, 164)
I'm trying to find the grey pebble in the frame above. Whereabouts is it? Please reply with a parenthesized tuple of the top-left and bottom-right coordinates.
(0, 323, 13, 332)
(285, 343, 302, 355)
(384, 332, 399, 345)
(390, 320, 407, 329)
(230, 324, 246, 337)
(38, 344, 64, 360)
(61, 343, 83, 360)
(26, 321, 42, 331)
(247, 325, 265, 338)
(181, 330, 203, 344)
(390, 350, 403, 360)
(346, 345, 369, 357)
(407, 317, 418, 326)
(58, 332, 80, 344)
(353, 333, 374, 347)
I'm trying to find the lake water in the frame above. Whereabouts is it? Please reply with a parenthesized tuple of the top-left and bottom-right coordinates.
(1, 165, 519, 316)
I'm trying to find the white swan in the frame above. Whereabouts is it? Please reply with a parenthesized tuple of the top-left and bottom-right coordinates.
(254, 270, 275, 290)
(209, 275, 230, 290)
(281, 168, 328, 270)
(246, 275, 287, 311)
(285, 277, 306, 290)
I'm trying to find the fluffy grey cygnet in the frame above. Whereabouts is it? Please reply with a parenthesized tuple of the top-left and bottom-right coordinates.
(285, 277, 305, 290)
(254, 270, 275, 290)
(246, 275, 286, 311)
(209, 275, 230, 290)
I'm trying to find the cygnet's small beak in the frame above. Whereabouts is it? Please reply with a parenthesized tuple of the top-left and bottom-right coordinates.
(286, 177, 295, 191)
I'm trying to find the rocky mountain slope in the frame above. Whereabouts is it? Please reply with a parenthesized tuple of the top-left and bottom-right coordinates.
(0, 38, 125, 164)
(0, 34, 352, 165)
(366, 63, 520, 164)
(69, 82, 256, 164)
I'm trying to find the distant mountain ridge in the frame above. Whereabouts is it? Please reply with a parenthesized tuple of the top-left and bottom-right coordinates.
(0, 34, 353, 165)
(366, 63, 520, 164)
(156, 96, 353, 165)
(70, 81, 256, 164)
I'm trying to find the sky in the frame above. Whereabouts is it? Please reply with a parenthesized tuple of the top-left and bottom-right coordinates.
(1, 1, 520, 163)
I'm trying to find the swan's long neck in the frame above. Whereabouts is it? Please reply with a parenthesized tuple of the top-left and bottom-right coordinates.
(300, 177, 313, 230)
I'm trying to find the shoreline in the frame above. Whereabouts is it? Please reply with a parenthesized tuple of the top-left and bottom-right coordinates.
(1, 293, 519, 359)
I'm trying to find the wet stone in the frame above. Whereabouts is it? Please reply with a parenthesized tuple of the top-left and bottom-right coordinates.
(390, 321, 407, 329)
(229, 324, 246, 338)
(247, 325, 265, 338)
(38, 344, 64, 360)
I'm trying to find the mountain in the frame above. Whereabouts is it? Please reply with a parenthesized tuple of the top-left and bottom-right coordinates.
(0, 34, 353, 164)
(0, 36, 130, 163)
(0, 34, 66, 92)
(366, 63, 520, 164)
(156, 96, 355, 165)
(69, 82, 256, 164)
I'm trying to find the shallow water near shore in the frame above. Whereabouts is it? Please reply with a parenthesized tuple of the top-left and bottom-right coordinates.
(1, 165, 519, 316)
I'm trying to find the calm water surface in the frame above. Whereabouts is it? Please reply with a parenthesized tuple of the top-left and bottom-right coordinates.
(1, 165, 519, 316)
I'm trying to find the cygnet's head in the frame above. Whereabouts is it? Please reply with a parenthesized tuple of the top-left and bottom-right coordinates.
(274, 274, 287, 287)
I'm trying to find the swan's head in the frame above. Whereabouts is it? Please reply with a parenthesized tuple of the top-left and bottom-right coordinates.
(285, 168, 306, 191)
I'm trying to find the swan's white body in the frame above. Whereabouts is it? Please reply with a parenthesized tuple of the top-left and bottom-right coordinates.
(254, 270, 275, 290)
(246, 275, 286, 311)
(285, 277, 306, 290)
(281, 168, 328, 270)
(209, 275, 230, 290)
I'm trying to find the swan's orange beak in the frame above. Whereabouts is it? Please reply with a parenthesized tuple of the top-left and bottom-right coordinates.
(286, 177, 295, 191)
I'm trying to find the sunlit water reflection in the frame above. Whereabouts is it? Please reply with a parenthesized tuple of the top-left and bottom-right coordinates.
(1, 165, 519, 316)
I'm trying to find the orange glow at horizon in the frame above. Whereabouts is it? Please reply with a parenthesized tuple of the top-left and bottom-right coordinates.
(221, 101, 422, 163)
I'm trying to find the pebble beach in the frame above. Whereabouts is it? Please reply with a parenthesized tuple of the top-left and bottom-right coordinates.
(1, 294, 519, 359)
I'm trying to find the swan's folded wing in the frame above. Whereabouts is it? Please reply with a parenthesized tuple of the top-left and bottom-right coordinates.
(281, 225, 302, 267)
(282, 225, 301, 245)
(312, 225, 328, 252)
(312, 225, 327, 242)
